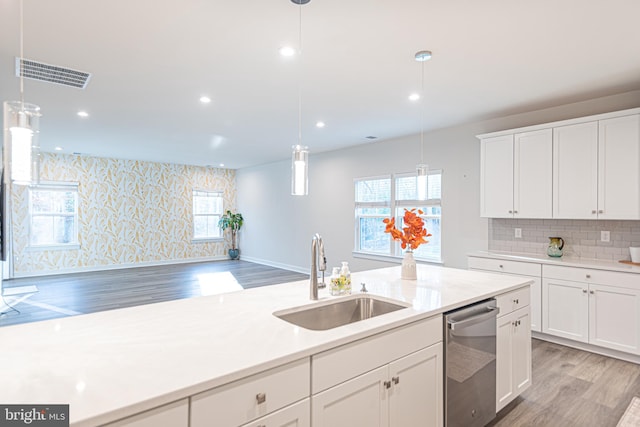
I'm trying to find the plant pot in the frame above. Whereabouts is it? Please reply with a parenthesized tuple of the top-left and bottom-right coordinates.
(228, 249, 240, 260)
(401, 251, 417, 280)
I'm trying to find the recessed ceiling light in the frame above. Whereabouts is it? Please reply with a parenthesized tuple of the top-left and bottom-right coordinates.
(77, 111, 89, 118)
(279, 46, 296, 57)
(409, 93, 420, 101)
(54, 146, 63, 151)
(316, 121, 325, 128)
(365, 136, 377, 140)
(200, 96, 211, 104)
(414, 50, 432, 62)
(219, 163, 225, 167)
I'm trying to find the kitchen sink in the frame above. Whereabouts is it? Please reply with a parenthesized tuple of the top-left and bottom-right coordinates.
(273, 295, 410, 331)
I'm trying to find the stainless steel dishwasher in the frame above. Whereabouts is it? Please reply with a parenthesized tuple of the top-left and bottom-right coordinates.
(444, 299, 499, 427)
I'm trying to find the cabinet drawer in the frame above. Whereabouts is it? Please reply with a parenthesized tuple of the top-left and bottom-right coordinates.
(468, 257, 541, 277)
(191, 358, 310, 427)
(543, 265, 640, 289)
(312, 316, 442, 394)
(496, 286, 530, 316)
(240, 398, 310, 427)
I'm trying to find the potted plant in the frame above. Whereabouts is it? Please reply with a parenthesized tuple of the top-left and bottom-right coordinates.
(218, 210, 244, 260)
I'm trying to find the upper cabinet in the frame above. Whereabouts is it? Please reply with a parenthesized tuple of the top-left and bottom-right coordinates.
(478, 108, 640, 220)
(480, 129, 552, 218)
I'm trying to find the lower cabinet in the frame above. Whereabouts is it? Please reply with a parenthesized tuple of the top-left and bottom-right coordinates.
(311, 344, 443, 427)
(543, 275, 640, 354)
(496, 306, 531, 412)
(103, 399, 188, 427)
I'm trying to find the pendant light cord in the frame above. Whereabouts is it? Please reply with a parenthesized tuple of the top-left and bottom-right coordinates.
(420, 59, 425, 164)
(19, 0, 25, 106)
(297, 3, 303, 145)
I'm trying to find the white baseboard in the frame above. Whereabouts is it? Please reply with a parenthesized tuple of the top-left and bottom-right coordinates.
(12, 256, 229, 279)
(239, 256, 308, 275)
(532, 331, 640, 364)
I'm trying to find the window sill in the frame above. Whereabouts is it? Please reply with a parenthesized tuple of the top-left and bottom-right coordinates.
(191, 238, 224, 244)
(352, 251, 443, 265)
(26, 244, 80, 252)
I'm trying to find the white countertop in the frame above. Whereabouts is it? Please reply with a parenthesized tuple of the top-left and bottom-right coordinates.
(469, 250, 640, 274)
(0, 264, 531, 426)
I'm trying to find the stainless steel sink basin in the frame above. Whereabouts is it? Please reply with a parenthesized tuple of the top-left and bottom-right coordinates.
(273, 295, 409, 331)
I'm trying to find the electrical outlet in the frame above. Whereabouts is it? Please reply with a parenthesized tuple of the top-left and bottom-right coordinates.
(515, 228, 522, 238)
(601, 231, 610, 242)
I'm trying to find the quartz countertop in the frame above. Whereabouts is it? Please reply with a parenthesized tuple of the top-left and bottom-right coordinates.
(469, 250, 640, 274)
(1, 264, 532, 426)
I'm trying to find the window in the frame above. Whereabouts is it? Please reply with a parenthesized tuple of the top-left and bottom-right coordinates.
(354, 171, 442, 262)
(29, 182, 79, 248)
(193, 190, 223, 240)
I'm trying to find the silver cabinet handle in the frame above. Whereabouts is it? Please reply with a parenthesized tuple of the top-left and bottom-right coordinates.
(514, 210, 518, 214)
(256, 393, 266, 404)
(590, 290, 594, 295)
(513, 298, 519, 304)
(586, 274, 591, 279)
(592, 210, 597, 214)
(598, 210, 604, 214)
(384, 380, 392, 389)
(392, 376, 400, 385)
(582, 289, 587, 294)
(499, 264, 504, 268)
(508, 210, 513, 214)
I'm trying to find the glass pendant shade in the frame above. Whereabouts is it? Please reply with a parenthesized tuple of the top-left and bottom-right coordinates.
(3, 101, 41, 185)
(291, 145, 309, 196)
(416, 163, 428, 201)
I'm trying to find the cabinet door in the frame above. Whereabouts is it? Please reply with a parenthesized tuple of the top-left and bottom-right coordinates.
(496, 312, 515, 412)
(542, 278, 589, 342)
(589, 284, 640, 354)
(528, 276, 542, 333)
(512, 308, 532, 396)
(312, 365, 389, 427)
(389, 344, 443, 427)
(514, 129, 553, 218)
(553, 122, 599, 219)
(481, 135, 514, 218)
(598, 114, 640, 219)
(241, 399, 310, 427)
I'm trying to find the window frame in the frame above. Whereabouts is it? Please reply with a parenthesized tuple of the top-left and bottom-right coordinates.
(28, 181, 80, 251)
(353, 170, 442, 264)
(192, 189, 224, 242)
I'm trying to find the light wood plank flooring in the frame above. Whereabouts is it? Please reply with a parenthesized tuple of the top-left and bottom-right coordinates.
(0, 260, 307, 327)
(489, 339, 640, 427)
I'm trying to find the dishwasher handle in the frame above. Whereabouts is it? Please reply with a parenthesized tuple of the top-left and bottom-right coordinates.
(447, 306, 500, 331)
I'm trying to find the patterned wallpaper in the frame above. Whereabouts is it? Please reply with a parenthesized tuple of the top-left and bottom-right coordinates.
(11, 153, 236, 276)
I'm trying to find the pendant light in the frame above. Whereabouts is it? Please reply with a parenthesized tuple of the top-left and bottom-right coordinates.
(290, 0, 310, 196)
(3, 0, 41, 186)
(415, 50, 432, 201)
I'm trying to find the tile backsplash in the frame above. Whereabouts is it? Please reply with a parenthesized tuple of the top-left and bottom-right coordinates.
(489, 219, 640, 260)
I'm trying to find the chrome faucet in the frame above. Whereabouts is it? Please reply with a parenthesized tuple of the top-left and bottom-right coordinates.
(310, 233, 327, 300)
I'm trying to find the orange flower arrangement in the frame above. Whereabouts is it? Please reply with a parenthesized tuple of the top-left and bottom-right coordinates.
(383, 208, 432, 251)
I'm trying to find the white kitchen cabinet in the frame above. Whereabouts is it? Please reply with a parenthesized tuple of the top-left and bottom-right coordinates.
(542, 265, 640, 355)
(480, 134, 514, 218)
(597, 114, 640, 219)
(103, 399, 188, 427)
(480, 129, 552, 218)
(191, 358, 310, 427)
(553, 121, 599, 219)
(542, 277, 589, 342)
(312, 344, 443, 427)
(495, 288, 532, 412)
(241, 398, 310, 427)
(468, 256, 542, 332)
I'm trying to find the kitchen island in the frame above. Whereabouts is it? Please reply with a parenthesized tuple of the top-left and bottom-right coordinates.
(1, 264, 532, 426)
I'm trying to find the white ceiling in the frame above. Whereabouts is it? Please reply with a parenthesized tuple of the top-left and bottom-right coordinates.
(1, 0, 640, 169)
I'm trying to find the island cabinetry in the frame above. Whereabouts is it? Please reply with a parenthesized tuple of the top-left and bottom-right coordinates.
(190, 358, 310, 427)
(311, 317, 443, 427)
(468, 256, 541, 332)
(103, 399, 188, 427)
(542, 265, 640, 354)
(495, 287, 531, 412)
(480, 129, 552, 219)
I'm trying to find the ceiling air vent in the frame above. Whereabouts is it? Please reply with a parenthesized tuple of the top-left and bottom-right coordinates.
(15, 57, 91, 89)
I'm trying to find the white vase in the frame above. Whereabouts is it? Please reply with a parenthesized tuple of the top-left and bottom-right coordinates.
(401, 251, 417, 280)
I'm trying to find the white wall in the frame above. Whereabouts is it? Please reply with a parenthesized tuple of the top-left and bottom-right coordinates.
(237, 90, 640, 273)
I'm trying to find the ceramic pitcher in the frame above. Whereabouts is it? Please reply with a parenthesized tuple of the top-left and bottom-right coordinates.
(547, 237, 565, 257)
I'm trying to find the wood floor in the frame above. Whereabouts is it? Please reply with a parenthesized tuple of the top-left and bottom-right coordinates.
(0, 260, 307, 327)
(2, 261, 639, 426)
(489, 338, 640, 427)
